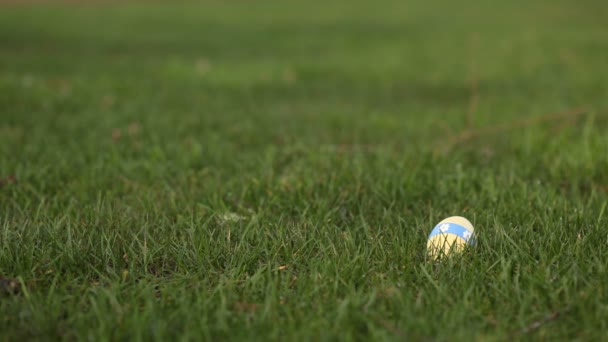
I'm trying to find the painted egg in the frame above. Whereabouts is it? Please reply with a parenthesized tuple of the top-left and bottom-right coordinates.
(427, 216, 475, 260)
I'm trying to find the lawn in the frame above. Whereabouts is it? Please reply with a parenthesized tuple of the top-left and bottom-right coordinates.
(1, 0, 608, 340)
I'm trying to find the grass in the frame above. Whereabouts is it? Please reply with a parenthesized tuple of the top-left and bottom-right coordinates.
(1, 0, 608, 340)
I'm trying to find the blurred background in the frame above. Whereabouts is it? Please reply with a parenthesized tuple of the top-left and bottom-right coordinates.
(1, 0, 607, 198)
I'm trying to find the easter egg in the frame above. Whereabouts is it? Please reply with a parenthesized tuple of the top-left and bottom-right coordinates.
(427, 216, 475, 260)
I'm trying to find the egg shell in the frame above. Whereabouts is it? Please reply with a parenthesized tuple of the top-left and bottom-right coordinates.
(426, 216, 475, 260)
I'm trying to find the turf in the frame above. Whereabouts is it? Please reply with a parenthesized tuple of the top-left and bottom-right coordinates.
(1, 0, 608, 340)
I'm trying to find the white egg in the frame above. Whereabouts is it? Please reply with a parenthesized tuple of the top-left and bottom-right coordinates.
(427, 216, 475, 260)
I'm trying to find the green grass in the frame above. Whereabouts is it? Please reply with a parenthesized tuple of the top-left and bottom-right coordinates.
(1, 0, 608, 340)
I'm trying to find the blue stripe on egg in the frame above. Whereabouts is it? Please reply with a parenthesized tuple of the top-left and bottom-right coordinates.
(428, 223, 475, 246)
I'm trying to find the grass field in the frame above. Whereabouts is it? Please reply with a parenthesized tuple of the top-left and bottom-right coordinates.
(1, 0, 608, 340)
